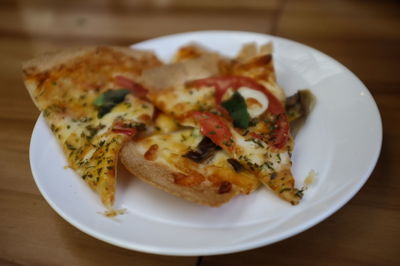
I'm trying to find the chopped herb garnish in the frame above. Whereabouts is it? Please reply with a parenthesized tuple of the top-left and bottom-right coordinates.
(295, 189, 304, 198)
(263, 161, 274, 171)
(134, 122, 146, 131)
(246, 161, 258, 171)
(221, 91, 251, 129)
(227, 158, 243, 172)
(222, 139, 234, 147)
(183, 137, 221, 163)
(279, 188, 291, 193)
(249, 118, 258, 127)
(181, 134, 188, 142)
(66, 142, 76, 150)
(276, 153, 281, 163)
(93, 89, 130, 118)
(249, 138, 264, 148)
(270, 172, 277, 179)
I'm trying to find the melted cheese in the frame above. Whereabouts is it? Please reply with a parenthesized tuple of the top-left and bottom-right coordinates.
(237, 87, 269, 118)
(229, 129, 291, 174)
(155, 113, 178, 133)
(136, 128, 259, 193)
(149, 85, 215, 117)
(27, 47, 162, 207)
(231, 130, 268, 166)
(44, 92, 154, 207)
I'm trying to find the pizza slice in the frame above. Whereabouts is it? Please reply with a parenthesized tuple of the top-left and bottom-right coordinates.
(121, 125, 260, 206)
(121, 43, 306, 205)
(23, 46, 162, 207)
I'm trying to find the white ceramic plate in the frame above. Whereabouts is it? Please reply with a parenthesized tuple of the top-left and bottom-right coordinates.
(29, 31, 382, 256)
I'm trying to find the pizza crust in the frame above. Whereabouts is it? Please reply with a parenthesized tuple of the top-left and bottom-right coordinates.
(140, 53, 221, 91)
(22, 46, 159, 76)
(120, 141, 240, 207)
(22, 46, 161, 109)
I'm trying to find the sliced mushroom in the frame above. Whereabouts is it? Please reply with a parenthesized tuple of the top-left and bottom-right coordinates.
(285, 89, 316, 136)
(182, 137, 221, 163)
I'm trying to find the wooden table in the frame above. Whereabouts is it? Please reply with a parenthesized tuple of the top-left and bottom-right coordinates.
(1, 0, 399, 265)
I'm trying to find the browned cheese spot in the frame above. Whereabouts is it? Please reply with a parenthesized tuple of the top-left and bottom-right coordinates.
(144, 144, 159, 161)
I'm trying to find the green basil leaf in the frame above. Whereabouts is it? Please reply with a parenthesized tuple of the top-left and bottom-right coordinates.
(94, 89, 130, 118)
(221, 91, 251, 129)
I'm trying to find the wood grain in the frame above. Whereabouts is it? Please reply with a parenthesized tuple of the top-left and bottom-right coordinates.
(0, 190, 196, 266)
(0, 0, 399, 265)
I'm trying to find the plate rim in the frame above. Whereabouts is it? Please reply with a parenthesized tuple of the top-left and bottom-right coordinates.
(29, 30, 383, 256)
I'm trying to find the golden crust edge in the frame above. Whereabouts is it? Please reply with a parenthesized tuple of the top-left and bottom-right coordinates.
(21, 46, 160, 109)
(120, 141, 240, 207)
(21, 46, 158, 76)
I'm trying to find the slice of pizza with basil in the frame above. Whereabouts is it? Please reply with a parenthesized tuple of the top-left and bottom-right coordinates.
(119, 43, 308, 206)
(23, 46, 162, 207)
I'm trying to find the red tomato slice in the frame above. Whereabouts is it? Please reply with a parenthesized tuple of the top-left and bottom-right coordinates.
(112, 128, 137, 136)
(250, 132, 263, 140)
(114, 75, 148, 99)
(215, 105, 231, 120)
(188, 75, 289, 149)
(191, 111, 234, 150)
(187, 76, 282, 114)
(270, 114, 289, 149)
(112, 122, 137, 136)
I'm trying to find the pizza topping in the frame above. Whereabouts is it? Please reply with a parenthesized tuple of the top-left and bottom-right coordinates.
(94, 89, 130, 118)
(187, 76, 256, 104)
(144, 144, 159, 161)
(112, 125, 137, 137)
(111, 120, 147, 136)
(189, 75, 284, 114)
(183, 137, 221, 163)
(218, 181, 232, 194)
(190, 111, 234, 151)
(102, 208, 127, 217)
(227, 158, 243, 172)
(114, 75, 148, 99)
(188, 76, 266, 104)
(221, 91, 251, 129)
(173, 172, 205, 187)
(268, 114, 289, 149)
(237, 87, 269, 118)
(155, 113, 179, 133)
(188, 76, 289, 149)
(285, 89, 315, 122)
